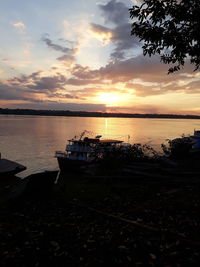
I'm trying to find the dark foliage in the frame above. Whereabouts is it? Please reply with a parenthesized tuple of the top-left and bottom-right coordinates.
(130, 0, 200, 73)
(161, 136, 193, 159)
(96, 143, 159, 168)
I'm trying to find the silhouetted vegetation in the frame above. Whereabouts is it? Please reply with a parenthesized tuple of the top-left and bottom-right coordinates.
(161, 136, 193, 159)
(95, 143, 159, 169)
(130, 0, 200, 73)
(1, 108, 200, 119)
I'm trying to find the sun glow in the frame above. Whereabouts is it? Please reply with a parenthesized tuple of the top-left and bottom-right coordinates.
(96, 92, 123, 107)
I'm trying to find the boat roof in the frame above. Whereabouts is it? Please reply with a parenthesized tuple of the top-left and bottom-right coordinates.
(68, 138, 123, 144)
(0, 159, 26, 174)
(99, 139, 123, 144)
(191, 135, 200, 139)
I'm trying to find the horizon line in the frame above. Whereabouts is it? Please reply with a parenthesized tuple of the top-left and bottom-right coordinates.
(1, 108, 200, 119)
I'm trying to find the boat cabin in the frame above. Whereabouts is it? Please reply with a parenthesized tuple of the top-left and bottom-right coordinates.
(64, 137, 123, 162)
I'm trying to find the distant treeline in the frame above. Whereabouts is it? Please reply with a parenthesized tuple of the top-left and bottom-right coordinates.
(0, 108, 200, 119)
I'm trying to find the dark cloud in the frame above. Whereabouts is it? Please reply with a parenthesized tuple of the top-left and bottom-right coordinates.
(27, 75, 67, 92)
(5, 58, 199, 100)
(41, 35, 77, 64)
(56, 54, 75, 63)
(29, 71, 43, 79)
(42, 35, 75, 54)
(0, 87, 26, 101)
(71, 65, 95, 79)
(110, 24, 139, 59)
(99, 0, 129, 25)
(125, 82, 171, 97)
(1, 58, 9, 62)
(0, 82, 40, 102)
(9, 71, 68, 93)
(91, 22, 139, 60)
(1, 77, 104, 110)
(71, 55, 168, 83)
(126, 78, 200, 97)
(90, 23, 111, 36)
(58, 38, 75, 46)
(48, 92, 80, 99)
(9, 71, 42, 84)
(0, 75, 82, 105)
(65, 78, 103, 86)
(69, 55, 200, 97)
(180, 80, 200, 94)
(8, 75, 28, 84)
(8, 101, 107, 112)
(93, 56, 188, 83)
(91, 1, 139, 60)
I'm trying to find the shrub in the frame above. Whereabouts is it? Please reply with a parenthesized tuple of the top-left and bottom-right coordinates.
(161, 136, 193, 159)
(95, 143, 159, 169)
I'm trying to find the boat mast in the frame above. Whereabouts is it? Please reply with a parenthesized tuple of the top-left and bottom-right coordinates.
(79, 130, 87, 140)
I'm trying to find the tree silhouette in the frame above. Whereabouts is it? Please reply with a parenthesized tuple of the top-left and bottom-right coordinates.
(130, 0, 200, 73)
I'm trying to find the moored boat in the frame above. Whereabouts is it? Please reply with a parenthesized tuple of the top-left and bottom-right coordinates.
(0, 154, 26, 177)
(55, 131, 125, 172)
(190, 130, 200, 149)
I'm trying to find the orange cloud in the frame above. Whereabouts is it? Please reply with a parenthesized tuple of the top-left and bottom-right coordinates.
(90, 24, 112, 45)
(12, 21, 26, 29)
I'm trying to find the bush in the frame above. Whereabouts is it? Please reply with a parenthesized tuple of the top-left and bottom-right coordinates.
(161, 136, 193, 159)
(95, 143, 159, 169)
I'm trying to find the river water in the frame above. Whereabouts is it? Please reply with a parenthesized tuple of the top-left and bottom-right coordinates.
(0, 115, 199, 177)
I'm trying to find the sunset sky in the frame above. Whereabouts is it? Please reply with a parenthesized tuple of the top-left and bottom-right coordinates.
(1, 0, 200, 114)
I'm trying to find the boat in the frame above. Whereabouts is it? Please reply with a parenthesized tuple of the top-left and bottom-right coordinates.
(166, 130, 200, 159)
(190, 130, 200, 149)
(55, 131, 125, 172)
(0, 153, 26, 177)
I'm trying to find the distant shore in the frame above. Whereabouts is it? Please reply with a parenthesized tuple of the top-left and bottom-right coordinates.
(1, 108, 200, 119)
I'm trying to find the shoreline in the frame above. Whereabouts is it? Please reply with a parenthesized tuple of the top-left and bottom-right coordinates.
(1, 108, 200, 119)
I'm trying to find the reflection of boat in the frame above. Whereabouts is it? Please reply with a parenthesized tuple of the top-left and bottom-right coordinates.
(55, 131, 124, 172)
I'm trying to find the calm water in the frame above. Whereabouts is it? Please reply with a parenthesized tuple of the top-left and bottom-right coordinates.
(0, 115, 200, 177)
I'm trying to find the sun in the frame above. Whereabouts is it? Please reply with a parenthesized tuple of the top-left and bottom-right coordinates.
(96, 92, 122, 106)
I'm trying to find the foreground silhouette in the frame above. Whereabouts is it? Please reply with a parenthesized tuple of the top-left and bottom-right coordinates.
(130, 0, 200, 73)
